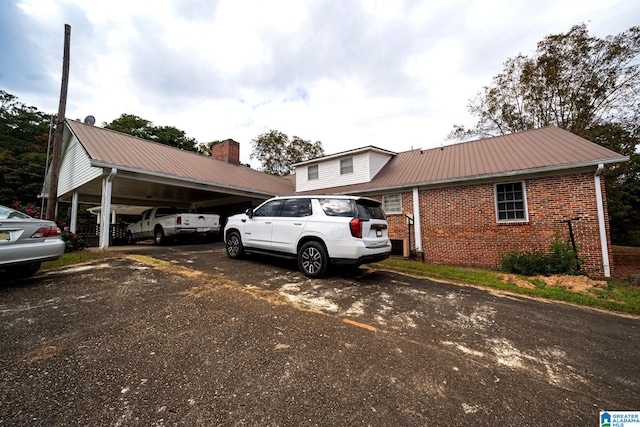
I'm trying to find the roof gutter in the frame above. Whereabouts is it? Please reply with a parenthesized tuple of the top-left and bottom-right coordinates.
(594, 163, 610, 277)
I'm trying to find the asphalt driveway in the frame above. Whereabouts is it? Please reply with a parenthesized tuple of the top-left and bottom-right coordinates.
(1, 242, 638, 426)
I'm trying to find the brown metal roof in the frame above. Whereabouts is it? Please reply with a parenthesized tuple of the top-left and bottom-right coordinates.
(301, 126, 628, 194)
(66, 119, 295, 196)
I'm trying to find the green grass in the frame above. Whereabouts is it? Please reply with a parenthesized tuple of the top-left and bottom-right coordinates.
(373, 258, 640, 316)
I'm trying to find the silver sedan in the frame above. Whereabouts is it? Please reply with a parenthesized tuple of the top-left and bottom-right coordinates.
(0, 205, 65, 279)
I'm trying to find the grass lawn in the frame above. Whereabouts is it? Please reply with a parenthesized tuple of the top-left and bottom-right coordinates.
(373, 257, 640, 316)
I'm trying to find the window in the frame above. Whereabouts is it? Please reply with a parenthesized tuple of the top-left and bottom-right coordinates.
(281, 198, 312, 217)
(254, 199, 284, 217)
(340, 157, 353, 175)
(382, 194, 402, 214)
(495, 182, 527, 222)
(307, 165, 318, 180)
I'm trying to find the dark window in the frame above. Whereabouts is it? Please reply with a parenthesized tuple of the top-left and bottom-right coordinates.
(318, 198, 386, 219)
(355, 199, 386, 220)
(308, 165, 318, 180)
(496, 182, 527, 221)
(254, 200, 284, 217)
(340, 157, 353, 175)
(281, 198, 312, 217)
(319, 199, 355, 217)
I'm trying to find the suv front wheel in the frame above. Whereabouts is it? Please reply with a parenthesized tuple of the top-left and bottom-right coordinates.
(226, 231, 245, 259)
(298, 241, 328, 278)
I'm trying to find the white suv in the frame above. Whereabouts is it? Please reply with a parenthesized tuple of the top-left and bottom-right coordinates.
(224, 195, 391, 277)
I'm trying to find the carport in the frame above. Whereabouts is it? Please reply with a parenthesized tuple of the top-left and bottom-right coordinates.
(52, 119, 295, 248)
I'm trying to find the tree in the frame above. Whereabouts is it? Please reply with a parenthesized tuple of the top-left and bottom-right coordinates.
(250, 130, 324, 176)
(449, 24, 640, 140)
(197, 140, 222, 156)
(0, 90, 51, 206)
(448, 24, 640, 245)
(103, 114, 199, 152)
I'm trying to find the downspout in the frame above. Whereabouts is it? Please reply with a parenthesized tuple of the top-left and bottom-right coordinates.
(99, 168, 117, 250)
(594, 164, 610, 278)
(412, 187, 422, 253)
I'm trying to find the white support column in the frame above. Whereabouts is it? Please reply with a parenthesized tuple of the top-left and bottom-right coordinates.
(412, 187, 422, 252)
(99, 168, 117, 250)
(70, 191, 79, 233)
(594, 164, 611, 277)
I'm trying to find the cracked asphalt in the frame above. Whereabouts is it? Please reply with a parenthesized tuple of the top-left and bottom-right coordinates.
(1, 242, 639, 426)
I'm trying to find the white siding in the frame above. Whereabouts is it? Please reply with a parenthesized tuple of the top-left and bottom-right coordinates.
(58, 135, 102, 197)
(368, 151, 393, 180)
(296, 153, 367, 192)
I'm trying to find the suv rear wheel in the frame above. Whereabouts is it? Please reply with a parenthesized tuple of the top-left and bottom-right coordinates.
(298, 241, 328, 278)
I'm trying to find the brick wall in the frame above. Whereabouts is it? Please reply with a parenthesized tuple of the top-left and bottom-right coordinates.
(376, 172, 612, 278)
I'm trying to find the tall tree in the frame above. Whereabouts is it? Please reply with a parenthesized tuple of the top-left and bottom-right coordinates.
(251, 130, 324, 176)
(0, 90, 51, 206)
(103, 114, 199, 152)
(449, 24, 640, 140)
(448, 24, 640, 245)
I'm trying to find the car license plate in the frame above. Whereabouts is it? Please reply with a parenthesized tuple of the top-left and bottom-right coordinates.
(376, 230, 382, 237)
(0, 231, 10, 241)
(197, 227, 206, 232)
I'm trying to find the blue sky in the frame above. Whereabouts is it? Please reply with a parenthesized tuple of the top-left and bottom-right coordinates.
(1, 0, 638, 166)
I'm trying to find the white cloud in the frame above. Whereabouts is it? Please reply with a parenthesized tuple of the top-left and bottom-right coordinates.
(3, 0, 638, 166)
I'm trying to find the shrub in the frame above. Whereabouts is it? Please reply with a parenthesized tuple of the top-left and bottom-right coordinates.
(501, 237, 581, 276)
(62, 231, 87, 253)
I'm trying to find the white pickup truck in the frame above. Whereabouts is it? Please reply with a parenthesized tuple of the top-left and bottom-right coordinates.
(126, 207, 220, 245)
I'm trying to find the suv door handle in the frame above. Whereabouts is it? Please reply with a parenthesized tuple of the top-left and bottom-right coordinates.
(293, 223, 302, 226)
(265, 221, 272, 224)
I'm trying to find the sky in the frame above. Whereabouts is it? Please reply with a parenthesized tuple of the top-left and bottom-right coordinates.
(1, 0, 638, 167)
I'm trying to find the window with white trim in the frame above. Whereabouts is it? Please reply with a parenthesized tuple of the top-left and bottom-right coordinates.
(495, 181, 528, 222)
(307, 165, 318, 180)
(382, 194, 402, 214)
(340, 157, 353, 175)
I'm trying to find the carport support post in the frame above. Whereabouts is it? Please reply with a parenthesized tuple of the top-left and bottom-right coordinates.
(70, 191, 78, 233)
(99, 168, 117, 250)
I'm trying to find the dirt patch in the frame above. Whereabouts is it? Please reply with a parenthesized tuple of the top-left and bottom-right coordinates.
(21, 346, 61, 361)
(500, 274, 607, 294)
(537, 275, 608, 293)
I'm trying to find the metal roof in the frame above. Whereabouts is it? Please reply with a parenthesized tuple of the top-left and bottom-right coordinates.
(299, 126, 629, 194)
(66, 119, 295, 197)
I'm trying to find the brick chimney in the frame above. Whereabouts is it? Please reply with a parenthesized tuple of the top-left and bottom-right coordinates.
(211, 139, 240, 165)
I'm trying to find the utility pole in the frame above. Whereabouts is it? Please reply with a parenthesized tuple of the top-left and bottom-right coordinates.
(45, 24, 71, 221)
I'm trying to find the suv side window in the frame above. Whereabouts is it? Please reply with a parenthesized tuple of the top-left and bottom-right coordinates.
(318, 199, 355, 217)
(281, 198, 312, 217)
(254, 200, 284, 217)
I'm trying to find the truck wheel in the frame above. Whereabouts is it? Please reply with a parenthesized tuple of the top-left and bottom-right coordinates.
(298, 241, 328, 278)
(226, 231, 245, 259)
(126, 232, 135, 245)
(154, 228, 165, 245)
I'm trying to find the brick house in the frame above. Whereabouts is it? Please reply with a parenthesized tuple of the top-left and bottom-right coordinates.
(293, 127, 628, 278)
(57, 121, 626, 278)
